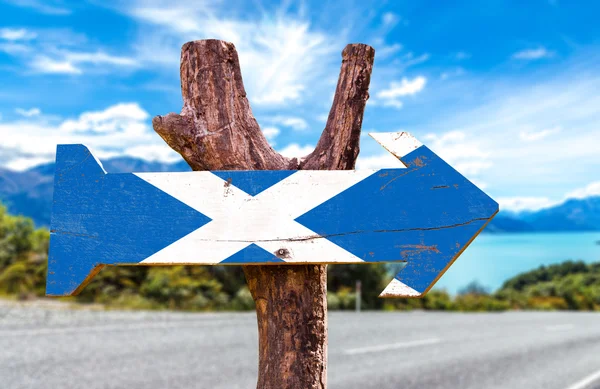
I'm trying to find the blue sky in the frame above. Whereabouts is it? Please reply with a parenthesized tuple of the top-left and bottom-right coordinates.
(0, 0, 599, 212)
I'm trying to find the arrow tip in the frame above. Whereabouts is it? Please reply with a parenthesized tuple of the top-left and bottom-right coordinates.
(368, 132, 423, 161)
(379, 278, 422, 298)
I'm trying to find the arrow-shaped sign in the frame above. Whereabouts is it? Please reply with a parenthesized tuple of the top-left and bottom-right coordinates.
(47, 132, 498, 297)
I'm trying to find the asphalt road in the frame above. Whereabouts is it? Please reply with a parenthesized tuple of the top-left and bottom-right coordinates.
(1, 301, 600, 389)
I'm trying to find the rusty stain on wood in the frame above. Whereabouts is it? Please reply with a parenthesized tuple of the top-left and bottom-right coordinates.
(49, 138, 497, 300)
(399, 244, 441, 259)
(379, 167, 419, 191)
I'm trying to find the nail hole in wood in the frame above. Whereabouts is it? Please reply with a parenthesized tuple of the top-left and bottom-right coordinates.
(276, 248, 290, 259)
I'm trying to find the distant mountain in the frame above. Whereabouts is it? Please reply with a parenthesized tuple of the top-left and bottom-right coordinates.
(484, 214, 535, 233)
(522, 197, 600, 232)
(99, 157, 191, 174)
(1, 157, 599, 233)
(485, 197, 600, 233)
(0, 157, 191, 226)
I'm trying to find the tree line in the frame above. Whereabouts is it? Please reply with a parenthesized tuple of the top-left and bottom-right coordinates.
(1, 203, 599, 311)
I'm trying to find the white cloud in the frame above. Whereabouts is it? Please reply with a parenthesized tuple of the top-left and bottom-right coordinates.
(407, 48, 600, 203)
(15, 108, 41, 117)
(5, 0, 71, 15)
(0, 27, 137, 76)
(519, 126, 561, 142)
(381, 99, 403, 109)
(0, 28, 37, 41)
(265, 116, 309, 131)
(0, 42, 31, 55)
(30, 56, 82, 74)
(382, 12, 398, 26)
(565, 181, 600, 200)
(59, 103, 149, 133)
(378, 76, 427, 98)
(356, 130, 491, 178)
(470, 179, 488, 190)
(380, 11, 408, 27)
(317, 113, 329, 122)
(454, 51, 471, 60)
(423, 131, 491, 176)
(65, 51, 138, 66)
(5, 157, 55, 171)
(377, 43, 403, 59)
(356, 130, 491, 181)
(0, 103, 175, 171)
(356, 153, 404, 170)
(261, 126, 280, 144)
(115, 1, 339, 106)
(129, 5, 219, 34)
(123, 144, 181, 163)
(30, 51, 138, 75)
(497, 196, 556, 213)
(278, 143, 314, 159)
(390, 52, 430, 70)
(35, 28, 88, 47)
(512, 47, 554, 60)
(454, 160, 493, 176)
(498, 181, 600, 212)
(371, 76, 427, 110)
(440, 68, 465, 80)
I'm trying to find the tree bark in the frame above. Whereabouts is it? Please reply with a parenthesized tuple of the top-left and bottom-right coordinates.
(153, 39, 374, 389)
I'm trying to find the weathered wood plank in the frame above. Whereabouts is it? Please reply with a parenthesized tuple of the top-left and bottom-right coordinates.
(47, 132, 498, 297)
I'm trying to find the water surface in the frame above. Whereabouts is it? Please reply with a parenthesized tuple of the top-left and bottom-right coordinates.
(434, 232, 600, 294)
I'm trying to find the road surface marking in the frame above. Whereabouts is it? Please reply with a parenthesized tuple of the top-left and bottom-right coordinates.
(546, 324, 575, 332)
(344, 338, 441, 355)
(565, 368, 600, 389)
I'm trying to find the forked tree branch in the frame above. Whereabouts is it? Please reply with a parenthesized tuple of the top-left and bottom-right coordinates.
(153, 39, 375, 389)
(153, 39, 374, 171)
(301, 43, 374, 170)
(153, 40, 290, 171)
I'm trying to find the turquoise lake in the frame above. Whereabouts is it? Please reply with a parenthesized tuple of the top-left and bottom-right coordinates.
(433, 232, 600, 294)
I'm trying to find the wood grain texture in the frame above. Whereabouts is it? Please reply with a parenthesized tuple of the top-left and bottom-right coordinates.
(300, 44, 374, 170)
(246, 264, 327, 389)
(135, 169, 375, 265)
(152, 39, 375, 389)
(46, 137, 498, 298)
(152, 40, 289, 171)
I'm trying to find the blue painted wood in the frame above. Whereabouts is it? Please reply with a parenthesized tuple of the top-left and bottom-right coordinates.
(220, 243, 285, 264)
(46, 137, 498, 297)
(48, 145, 211, 296)
(295, 146, 498, 294)
(211, 170, 297, 196)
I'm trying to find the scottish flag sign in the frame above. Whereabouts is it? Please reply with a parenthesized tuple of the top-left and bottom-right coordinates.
(46, 132, 498, 298)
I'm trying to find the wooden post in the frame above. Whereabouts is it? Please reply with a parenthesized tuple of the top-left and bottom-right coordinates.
(152, 39, 374, 389)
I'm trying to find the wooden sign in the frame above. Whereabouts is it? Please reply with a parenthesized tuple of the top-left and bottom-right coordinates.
(46, 132, 498, 298)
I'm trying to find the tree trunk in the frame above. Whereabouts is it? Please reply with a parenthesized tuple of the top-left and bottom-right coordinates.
(153, 39, 374, 389)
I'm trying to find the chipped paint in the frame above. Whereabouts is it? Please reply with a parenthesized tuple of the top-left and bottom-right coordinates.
(47, 132, 498, 298)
